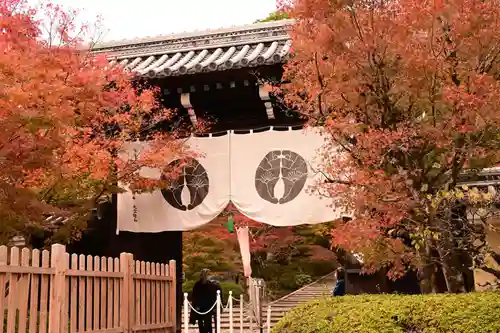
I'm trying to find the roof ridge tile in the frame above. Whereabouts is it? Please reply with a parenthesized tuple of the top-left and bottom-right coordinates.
(93, 19, 294, 52)
(93, 20, 294, 78)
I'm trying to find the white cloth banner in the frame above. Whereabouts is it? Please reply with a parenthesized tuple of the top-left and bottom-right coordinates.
(230, 128, 342, 226)
(117, 134, 230, 232)
(236, 227, 252, 278)
(117, 128, 344, 233)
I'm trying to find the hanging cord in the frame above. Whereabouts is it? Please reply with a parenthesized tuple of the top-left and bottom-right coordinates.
(230, 295, 258, 321)
(229, 295, 243, 303)
(186, 294, 237, 314)
(223, 294, 246, 309)
(230, 295, 255, 321)
(186, 299, 218, 316)
(185, 293, 256, 321)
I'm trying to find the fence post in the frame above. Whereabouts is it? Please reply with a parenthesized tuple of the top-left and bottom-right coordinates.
(48, 244, 66, 333)
(239, 294, 243, 333)
(120, 253, 133, 333)
(183, 293, 189, 333)
(248, 278, 254, 332)
(229, 291, 233, 333)
(266, 305, 271, 333)
(169, 259, 176, 331)
(256, 279, 262, 330)
(216, 290, 221, 333)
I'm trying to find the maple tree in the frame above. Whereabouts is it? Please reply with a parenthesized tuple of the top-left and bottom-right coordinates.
(0, 0, 185, 244)
(254, 10, 290, 23)
(182, 204, 338, 297)
(182, 225, 242, 281)
(223, 203, 303, 260)
(278, 0, 500, 292)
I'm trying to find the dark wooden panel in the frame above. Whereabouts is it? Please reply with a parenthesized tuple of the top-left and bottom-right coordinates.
(66, 200, 183, 333)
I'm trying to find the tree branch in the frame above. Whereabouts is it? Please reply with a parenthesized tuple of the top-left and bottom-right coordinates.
(479, 265, 500, 280)
(313, 52, 326, 118)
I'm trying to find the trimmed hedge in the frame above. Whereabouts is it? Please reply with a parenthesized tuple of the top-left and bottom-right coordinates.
(273, 292, 500, 333)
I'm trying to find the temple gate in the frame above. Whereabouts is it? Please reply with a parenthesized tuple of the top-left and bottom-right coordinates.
(91, 19, 315, 333)
(83, 18, 500, 332)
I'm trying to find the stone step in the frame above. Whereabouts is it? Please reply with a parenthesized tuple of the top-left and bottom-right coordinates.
(279, 295, 330, 300)
(182, 320, 282, 330)
(181, 273, 336, 331)
(290, 292, 330, 294)
(182, 312, 291, 321)
(183, 321, 280, 327)
(181, 305, 303, 316)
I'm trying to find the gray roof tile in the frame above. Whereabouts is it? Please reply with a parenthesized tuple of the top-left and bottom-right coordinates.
(92, 19, 294, 77)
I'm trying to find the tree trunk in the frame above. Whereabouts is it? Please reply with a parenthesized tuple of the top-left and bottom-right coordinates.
(418, 244, 439, 293)
(460, 250, 475, 292)
(418, 265, 435, 293)
(437, 243, 467, 293)
(433, 207, 469, 293)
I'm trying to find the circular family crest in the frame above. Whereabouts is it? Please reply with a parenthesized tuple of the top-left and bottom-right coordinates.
(255, 150, 308, 204)
(161, 158, 209, 211)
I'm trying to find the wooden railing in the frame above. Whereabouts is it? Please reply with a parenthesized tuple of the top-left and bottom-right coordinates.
(0, 244, 176, 333)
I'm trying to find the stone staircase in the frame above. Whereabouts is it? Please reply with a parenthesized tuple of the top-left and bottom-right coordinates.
(182, 273, 335, 332)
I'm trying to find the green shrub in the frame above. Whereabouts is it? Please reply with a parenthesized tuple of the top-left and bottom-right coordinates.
(182, 279, 196, 297)
(219, 281, 245, 304)
(273, 292, 500, 333)
(278, 272, 300, 291)
(252, 258, 337, 295)
(305, 260, 337, 277)
(294, 274, 312, 288)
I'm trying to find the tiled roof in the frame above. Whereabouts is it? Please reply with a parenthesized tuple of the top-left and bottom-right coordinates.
(458, 167, 500, 187)
(92, 20, 294, 78)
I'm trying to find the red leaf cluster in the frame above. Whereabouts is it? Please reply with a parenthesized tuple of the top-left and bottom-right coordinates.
(279, 0, 500, 276)
(0, 0, 184, 239)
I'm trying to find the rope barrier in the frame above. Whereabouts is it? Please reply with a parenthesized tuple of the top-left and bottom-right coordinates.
(182, 289, 271, 333)
(183, 290, 222, 333)
(187, 300, 217, 316)
(182, 295, 247, 314)
(184, 295, 244, 312)
(229, 295, 244, 303)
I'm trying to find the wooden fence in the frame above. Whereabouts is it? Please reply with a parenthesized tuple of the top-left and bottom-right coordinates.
(0, 244, 176, 333)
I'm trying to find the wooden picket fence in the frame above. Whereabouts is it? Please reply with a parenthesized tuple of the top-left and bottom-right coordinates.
(0, 244, 176, 333)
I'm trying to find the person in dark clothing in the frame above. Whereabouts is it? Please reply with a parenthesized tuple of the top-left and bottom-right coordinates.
(208, 278, 222, 333)
(190, 269, 222, 333)
(332, 267, 346, 296)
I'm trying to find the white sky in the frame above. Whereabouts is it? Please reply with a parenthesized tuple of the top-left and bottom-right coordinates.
(40, 0, 277, 42)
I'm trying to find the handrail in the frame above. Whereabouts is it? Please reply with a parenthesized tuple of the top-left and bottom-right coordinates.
(269, 271, 335, 305)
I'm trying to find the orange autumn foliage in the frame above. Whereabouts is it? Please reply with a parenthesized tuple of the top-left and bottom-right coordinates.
(0, 0, 184, 242)
(279, 0, 500, 284)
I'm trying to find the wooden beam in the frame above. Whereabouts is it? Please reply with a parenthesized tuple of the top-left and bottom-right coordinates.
(180, 93, 198, 127)
(258, 84, 275, 120)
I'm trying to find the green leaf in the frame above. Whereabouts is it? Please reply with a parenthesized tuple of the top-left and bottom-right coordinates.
(227, 215, 235, 233)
